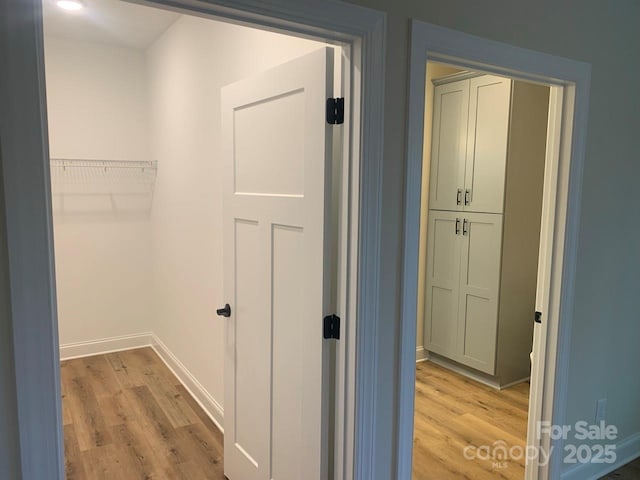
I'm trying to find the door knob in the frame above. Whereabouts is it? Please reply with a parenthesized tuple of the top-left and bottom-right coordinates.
(216, 304, 231, 317)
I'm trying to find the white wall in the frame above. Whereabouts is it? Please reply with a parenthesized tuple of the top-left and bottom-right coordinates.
(146, 15, 328, 415)
(45, 36, 154, 346)
(45, 36, 150, 163)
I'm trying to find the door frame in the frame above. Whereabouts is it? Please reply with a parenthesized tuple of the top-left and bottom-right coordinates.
(0, 1, 385, 479)
(399, 20, 591, 480)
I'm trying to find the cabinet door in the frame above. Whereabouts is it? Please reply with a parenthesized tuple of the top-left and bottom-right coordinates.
(428, 79, 469, 211)
(457, 212, 503, 374)
(424, 210, 463, 357)
(464, 75, 511, 214)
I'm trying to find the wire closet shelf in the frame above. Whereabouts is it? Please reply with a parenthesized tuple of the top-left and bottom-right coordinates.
(50, 158, 157, 182)
(50, 158, 157, 191)
(49, 158, 158, 217)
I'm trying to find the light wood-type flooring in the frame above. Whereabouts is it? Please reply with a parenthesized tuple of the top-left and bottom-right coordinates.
(412, 360, 530, 480)
(61, 347, 225, 479)
(63, 349, 638, 479)
(411, 361, 640, 480)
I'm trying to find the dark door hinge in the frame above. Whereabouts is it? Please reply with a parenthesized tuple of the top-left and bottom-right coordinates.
(323, 314, 340, 339)
(535, 311, 542, 324)
(326, 98, 344, 125)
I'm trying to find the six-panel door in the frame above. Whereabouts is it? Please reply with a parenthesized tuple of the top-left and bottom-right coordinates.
(221, 47, 334, 480)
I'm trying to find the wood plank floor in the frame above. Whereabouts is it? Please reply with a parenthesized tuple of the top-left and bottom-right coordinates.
(64, 348, 637, 479)
(61, 347, 225, 480)
(411, 361, 640, 479)
(412, 360, 530, 480)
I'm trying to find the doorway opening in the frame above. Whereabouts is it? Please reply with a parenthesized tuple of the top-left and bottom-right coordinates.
(42, 0, 349, 478)
(412, 61, 550, 480)
(2, 0, 388, 476)
(399, 20, 591, 480)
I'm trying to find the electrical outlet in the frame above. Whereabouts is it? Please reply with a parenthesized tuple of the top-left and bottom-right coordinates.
(596, 398, 607, 423)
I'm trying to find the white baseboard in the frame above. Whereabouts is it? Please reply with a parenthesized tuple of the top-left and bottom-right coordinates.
(151, 334, 224, 433)
(416, 346, 429, 363)
(59, 332, 154, 360)
(560, 432, 640, 480)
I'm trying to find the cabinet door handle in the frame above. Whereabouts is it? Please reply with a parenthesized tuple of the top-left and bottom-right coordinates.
(464, 189, 471, 206)
(455, 218, 461, 235)
(456, 189, 462, 205)
(463, 219, 469, 235)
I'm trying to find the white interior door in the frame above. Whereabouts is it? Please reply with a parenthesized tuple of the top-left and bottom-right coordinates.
(221, 48, 334, 480)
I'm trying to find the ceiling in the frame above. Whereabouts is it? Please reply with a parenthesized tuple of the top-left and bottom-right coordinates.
(43, 0, 181, 49)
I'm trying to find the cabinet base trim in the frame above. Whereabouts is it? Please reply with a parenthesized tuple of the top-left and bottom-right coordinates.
(427, 351, 530, 390)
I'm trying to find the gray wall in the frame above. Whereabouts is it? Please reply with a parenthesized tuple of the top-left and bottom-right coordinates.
(0, 152, 21, 479)
(0, 2, 21, 476)
(345, 0, 639, 477)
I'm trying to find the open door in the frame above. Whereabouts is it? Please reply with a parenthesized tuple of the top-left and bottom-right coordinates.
(220, 47, 335, 480)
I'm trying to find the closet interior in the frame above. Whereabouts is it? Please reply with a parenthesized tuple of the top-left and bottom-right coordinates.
(45, 0, 332, 448)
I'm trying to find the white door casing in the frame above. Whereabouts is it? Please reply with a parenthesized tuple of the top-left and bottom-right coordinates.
(221, 47, 334, 480)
